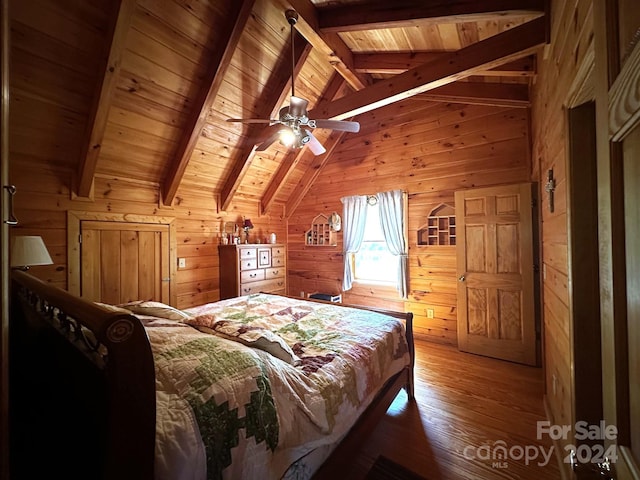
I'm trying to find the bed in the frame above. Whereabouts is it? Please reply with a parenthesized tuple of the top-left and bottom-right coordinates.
(9, 270, 414, 480)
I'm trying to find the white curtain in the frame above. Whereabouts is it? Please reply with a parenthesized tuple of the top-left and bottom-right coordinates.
(376, 189, 408, 298)
(341, 194, 368, 291)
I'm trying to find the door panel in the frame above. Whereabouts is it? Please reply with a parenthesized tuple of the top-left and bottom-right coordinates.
(456, 183, 536, 365)
(80, 221, 170, 304)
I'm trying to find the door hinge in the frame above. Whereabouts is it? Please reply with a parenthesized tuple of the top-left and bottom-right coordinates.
(531, 198, 537, 208)
(78, 233, 82, 244)
(162, 277, 171, 282)
(533, 263, 540, 273)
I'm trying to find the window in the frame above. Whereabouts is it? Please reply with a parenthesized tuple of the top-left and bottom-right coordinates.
(353, 200, 398, 284)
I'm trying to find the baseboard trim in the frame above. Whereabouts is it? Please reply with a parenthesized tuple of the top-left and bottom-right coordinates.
(543, 394, 572, 480)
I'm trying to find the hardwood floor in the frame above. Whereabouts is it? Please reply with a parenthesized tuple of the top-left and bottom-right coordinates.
(321, 340, 562, 480)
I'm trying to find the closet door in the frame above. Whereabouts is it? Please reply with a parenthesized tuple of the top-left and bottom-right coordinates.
(80, 221, 170, 304)
(455, 183, 536, 365)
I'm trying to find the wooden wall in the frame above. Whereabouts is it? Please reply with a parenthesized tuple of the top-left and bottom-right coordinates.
(8, 0, 289, 309)
(288, 97, 532, 345)
(9, 168, 287, 309)
(529, 0, 594, 472)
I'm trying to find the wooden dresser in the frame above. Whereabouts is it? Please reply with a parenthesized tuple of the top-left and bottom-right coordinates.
(219, 244, 286, 299)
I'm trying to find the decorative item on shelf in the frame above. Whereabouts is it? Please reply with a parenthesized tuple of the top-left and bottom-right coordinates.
(242, 218, 254, 244)
(10, 235, 53, 270)
(417, 203, 456, 246)
(270, 232, 277, 244)
(305, 214, 337, 246)
(328, 212, 341, 232)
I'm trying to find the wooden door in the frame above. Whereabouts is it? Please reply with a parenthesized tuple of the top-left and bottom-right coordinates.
(80, 221, 170, 304)
(455, 183, 536, 365)
(594, 1, 640, 478)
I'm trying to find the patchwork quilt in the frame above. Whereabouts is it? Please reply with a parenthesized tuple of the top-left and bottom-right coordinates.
(143, 294, 410, 480)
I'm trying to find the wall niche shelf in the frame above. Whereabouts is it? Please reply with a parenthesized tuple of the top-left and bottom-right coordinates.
(418, 203, 456, 246)
(305, 214, 337, 246)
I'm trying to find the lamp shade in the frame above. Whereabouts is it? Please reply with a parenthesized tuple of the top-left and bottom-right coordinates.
(243, 218, 254, 229)
(10, 236, 53, 268)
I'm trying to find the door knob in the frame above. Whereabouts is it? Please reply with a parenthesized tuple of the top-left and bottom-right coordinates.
(458, 275, 466, 282)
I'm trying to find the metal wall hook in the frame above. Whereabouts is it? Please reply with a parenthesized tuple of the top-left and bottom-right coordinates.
(3, 184, 18, 225)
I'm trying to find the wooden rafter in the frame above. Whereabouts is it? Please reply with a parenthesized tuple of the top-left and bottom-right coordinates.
(318, 0, 544, 33)
(161, 0, 255, 207)
(274, 0, 372, 90)
(219, 36, 311, 211)
(355, 53, 535, 77)
(76, 0, 136, 198)
(285, 128, 349, 217)
(417, 82, 530, 107)
(261, 75, 346, 215)
(309, 17, 546, 121)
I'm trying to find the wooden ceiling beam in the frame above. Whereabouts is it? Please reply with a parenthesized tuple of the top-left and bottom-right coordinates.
(261, 75, 346, 215)
(219, 36, 311, 212)
(309, 16, 546, 121)
(355, 53, 536, 77)
(318, 0, 544, 33)
(274, 0, 372, 90)
(417, 82, 530, 107)
(161, 0, 255, 207)
(76, 0, 136, 198)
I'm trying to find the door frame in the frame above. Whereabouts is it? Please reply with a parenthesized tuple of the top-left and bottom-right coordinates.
(594, 0, 639, 477)
(67, 211, 177, 306)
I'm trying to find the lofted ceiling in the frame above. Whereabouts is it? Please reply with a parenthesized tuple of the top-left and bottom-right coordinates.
(64, 0, 546, 216)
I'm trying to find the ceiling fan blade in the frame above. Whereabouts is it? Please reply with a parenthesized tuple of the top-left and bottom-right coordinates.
(255, 126, 283, 151)
(289, 96, 308, 117)
(313, 119, 360, 133)
(226, 118, 275, 124)
(305, 130, 326, 155)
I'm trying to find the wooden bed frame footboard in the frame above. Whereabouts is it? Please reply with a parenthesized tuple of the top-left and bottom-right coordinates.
(10, 270, 155, 480)
(9, 272, 414, 480)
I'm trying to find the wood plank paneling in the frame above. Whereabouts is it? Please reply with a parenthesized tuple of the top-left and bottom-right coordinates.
(289, 97, 531, 346)
(529, 0, 595, 476)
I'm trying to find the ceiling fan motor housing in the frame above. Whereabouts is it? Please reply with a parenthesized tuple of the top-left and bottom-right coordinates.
(285, 10, 298, 26)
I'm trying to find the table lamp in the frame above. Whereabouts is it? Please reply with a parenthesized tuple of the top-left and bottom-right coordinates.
(10, 235, 53, 270)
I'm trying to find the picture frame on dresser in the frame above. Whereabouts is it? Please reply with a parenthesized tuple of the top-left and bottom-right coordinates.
(219, 244, 286, 299)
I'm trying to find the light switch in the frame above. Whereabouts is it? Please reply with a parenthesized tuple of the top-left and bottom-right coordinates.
(427, 308, 434, 319)
(178, 258, 186, 268)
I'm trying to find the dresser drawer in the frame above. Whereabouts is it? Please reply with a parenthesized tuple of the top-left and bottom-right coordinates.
(271, 255, 285, 267)
(265, 267, 284, 279)
(239, 278, 285, 295)
(241, 269, 264, 283)
(271, 246, 286, 256)
(240, 259, 257, 270)
(239, 248, 257, 259)
(258, 248, 271, 267)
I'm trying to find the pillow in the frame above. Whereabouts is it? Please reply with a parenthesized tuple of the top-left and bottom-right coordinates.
(94, 302, 133, 315)
(193, 319, 300, 366)
(118, 301, 193, 322)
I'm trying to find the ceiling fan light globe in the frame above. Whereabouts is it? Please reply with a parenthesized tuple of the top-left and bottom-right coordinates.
(279, 129, 297, 147)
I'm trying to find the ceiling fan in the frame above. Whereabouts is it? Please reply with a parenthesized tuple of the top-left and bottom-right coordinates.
(226, 10, 360, 155)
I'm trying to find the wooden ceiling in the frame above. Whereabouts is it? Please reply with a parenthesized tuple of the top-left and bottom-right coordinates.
(58, 0, 546, 216)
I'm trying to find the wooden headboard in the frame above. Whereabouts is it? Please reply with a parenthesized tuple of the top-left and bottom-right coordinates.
(10, 270, 155, 479)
